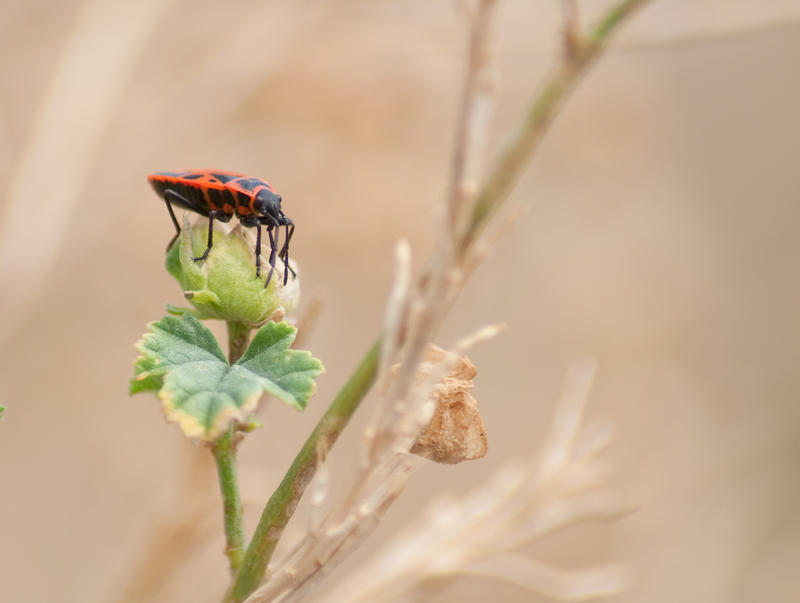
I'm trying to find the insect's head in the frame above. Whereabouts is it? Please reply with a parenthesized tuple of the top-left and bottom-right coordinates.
(254, 188, 283, 219)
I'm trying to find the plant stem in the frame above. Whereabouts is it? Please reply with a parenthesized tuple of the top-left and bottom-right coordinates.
(588, 0, 647, 43)
(213, 426, 246, 574)
(213, 321, 252, 575)
(228, 320, 252, 363)
(228, 0, 648, 598)
(461, 0, 650, 252)
(228, 338, 381, 602)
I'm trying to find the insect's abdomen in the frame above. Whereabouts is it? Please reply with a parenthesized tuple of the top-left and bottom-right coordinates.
(148, 173, 238, 217)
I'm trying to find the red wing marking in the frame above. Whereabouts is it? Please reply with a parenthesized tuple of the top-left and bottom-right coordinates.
(148, 170, 246, 190)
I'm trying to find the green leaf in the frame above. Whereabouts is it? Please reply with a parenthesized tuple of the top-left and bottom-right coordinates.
(165, 303, 194, 316)
(0, 404, 5, 420)
(237, 321, 322, 411)
(130, 314, 324, 441)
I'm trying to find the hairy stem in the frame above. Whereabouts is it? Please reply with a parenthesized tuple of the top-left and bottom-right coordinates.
(213, 426, 246, 574)
(213, 321, 252, 575)
(228, 338, 381, 602)
(228, 320, 252, 364)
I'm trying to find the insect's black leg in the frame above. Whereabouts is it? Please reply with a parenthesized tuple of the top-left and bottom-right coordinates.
(163, 189, 185, 251)
(264, 226, 277, 288)
(254, 223, 262, 278)
(166, 231, 180, 252)
(278, 222, 296, 282)
(163, 190, 182, 233)
(281, 224, 289, 285)
(193, 213, 216, 261)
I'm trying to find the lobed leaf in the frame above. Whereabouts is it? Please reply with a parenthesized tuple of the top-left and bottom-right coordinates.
(237, 321, 322, 410)
(130, 314, 324, 441)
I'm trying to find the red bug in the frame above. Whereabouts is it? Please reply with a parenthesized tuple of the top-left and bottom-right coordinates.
(148, 169, 295, 287)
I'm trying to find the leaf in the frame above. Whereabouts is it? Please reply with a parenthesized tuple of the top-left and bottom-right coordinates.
(236, 321, 323, 410)
(130, 314, 324, 441)
(165, 303, 194, 316)
(0, 404, 5, 420)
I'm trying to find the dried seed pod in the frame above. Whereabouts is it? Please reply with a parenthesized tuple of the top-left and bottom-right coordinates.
(410, 344, 488, 464)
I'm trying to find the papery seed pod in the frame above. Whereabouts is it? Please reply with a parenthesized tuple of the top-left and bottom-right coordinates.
(409, 344, 488, 464)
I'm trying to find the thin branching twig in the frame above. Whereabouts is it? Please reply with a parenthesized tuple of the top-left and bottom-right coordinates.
(234, 1, 651, 600)
(318, 360, 632, 603)
(448, 0, 499, 239)
(462, 0, 651, 254)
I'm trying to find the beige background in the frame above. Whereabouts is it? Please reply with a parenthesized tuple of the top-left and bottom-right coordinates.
(0, 1, 798, 602)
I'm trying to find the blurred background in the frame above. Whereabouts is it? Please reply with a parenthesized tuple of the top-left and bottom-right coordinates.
(1, 1, 798, 601)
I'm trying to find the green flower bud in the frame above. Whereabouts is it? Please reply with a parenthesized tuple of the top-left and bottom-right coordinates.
(165, 217, 299, 326)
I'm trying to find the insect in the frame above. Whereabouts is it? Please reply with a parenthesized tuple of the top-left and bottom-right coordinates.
(148, 169, 295, 287)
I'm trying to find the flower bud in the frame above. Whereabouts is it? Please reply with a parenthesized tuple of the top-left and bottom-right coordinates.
(165, 217, 299, 326)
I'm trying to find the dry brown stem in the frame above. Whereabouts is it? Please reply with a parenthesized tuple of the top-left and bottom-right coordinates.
(318, 360, 632, 603)
(244, 5, 503, 601)
(243, 0, 650, 600)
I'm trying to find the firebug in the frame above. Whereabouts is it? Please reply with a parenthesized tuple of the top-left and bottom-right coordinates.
(148, 169, 295, 287)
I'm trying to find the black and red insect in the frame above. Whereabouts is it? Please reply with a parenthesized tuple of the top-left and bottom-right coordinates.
(148, 169, 295, 287)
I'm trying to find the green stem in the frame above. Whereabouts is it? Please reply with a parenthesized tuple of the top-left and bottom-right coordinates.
(227, 320, 252, 364)
(213, 321, 252, 575)
(224, 0, 648, 598)
(213, 426, 246, 574)
(228, 338, 381, 602)
(462, 0, 650, 251)
(588, 0, 648, 44)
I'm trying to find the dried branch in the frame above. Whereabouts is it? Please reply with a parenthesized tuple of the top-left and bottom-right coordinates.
(316, 360, 632, 603)
(561, 0, 581, 59)
(233, 0, 651, 600)
(461, 0, 651, 254)
(447, 0, 499, 239)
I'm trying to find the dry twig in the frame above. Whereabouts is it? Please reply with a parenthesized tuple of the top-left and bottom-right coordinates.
(318, 360, 632, 603)
(236, 1, 651, 600)
(244, 6, 503, 600)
